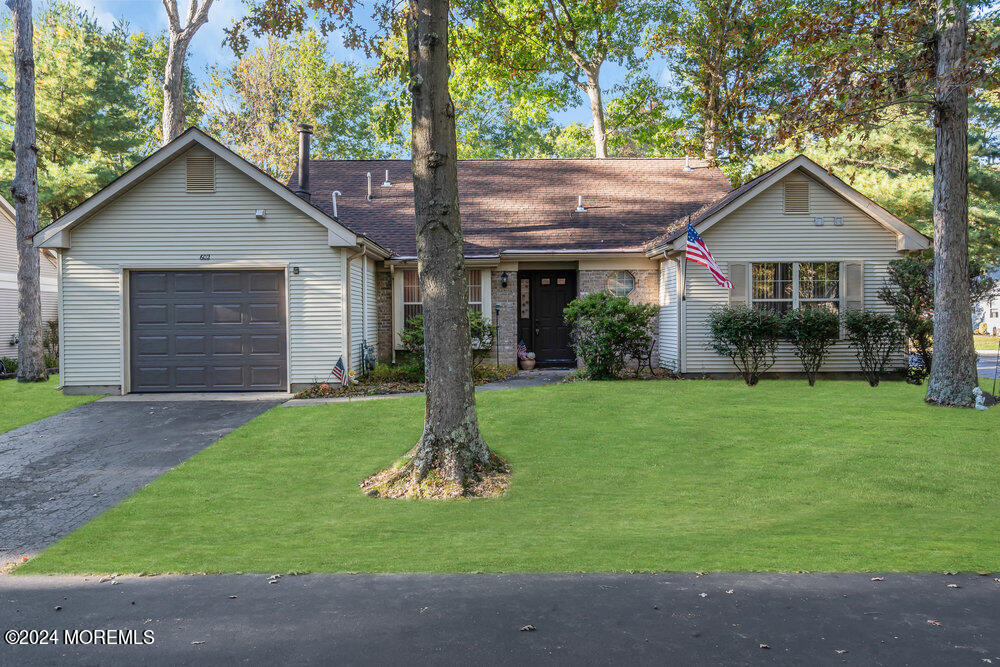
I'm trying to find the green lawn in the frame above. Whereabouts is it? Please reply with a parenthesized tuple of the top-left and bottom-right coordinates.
(18, 380, 1000, 575)
(975, 334, 1000, 351)
(0, 375, 100, 434)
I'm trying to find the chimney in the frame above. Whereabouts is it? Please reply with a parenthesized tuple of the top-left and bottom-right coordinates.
(294, 123, 312, 201)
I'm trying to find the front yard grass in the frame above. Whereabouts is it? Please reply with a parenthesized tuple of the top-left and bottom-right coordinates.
(0, 375, 100, 435)
(19, 379, 1000, 574)
(975, 334, 1000, 351)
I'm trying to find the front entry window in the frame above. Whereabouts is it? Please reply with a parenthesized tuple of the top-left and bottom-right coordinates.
(402, 269, 485, 319)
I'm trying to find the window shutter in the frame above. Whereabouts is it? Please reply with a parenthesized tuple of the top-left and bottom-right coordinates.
(186, 155, 215, 193)
(729, 262, 748, 305)
(843, 261, 863, 312)
(783, 181, 809, 213)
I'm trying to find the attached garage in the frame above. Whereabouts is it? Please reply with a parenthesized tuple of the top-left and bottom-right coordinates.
(129, 270, 287, 392)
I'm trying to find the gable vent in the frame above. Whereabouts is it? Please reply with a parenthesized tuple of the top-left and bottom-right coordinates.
(784, 181, 809, 213)
(186, 155, 215, 193)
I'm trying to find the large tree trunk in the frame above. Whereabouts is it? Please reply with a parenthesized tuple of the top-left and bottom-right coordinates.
(926, 0, 976, 406)
(7, 0, 45, 382)
(160, 0, 213, 144)
(583, 68, 608, 158)
(703, 84, 718, 164)
(406, 0, 495, 486)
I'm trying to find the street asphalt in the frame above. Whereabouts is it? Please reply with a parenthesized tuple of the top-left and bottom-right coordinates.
(0, 400, 280, 570)
(1, 573, 998, 665)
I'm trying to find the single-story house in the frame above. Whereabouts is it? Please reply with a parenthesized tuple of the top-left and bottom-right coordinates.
(974, 269, 1000, 336)
(1, 196, 58, 354)
(34, 127, 930, 394)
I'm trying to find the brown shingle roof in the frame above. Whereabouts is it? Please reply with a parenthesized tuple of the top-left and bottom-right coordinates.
(293, 159, 732, 257)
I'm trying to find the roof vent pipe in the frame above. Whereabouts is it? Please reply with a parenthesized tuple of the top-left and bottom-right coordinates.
(294, 123, 312, 201)
(575, 195, 586, 213)
(331, 190, 341, 219)
(683, 154, 692, 172)
(366, 172, 373, 201)
(382, 169, 391, 187)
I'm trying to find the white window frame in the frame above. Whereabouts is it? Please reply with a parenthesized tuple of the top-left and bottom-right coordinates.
(394, 268, 491, 347)
(750, 261, 842, 312)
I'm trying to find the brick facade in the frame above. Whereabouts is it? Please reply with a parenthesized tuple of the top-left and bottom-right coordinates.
(491, 269, 519, 368)
(375, 266, 393, 362)
(578, 268, 661, 367)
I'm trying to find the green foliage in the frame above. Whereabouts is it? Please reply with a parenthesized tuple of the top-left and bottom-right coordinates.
(0, 3, 172, 222)
(397, 310, 496, 372)
(708, 304, 783, 386)
(366, 362, 424, 384)
(842, 310, 905, 388)
(876, 256, 935, 374)
(0, 357, 15, 374)
(398, 315, 425, 368)
(782, 308, 841, 386)
(563, 291, 658, 380)
(201, 30, 406, 179)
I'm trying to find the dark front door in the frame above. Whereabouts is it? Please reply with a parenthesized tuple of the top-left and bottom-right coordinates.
(129, 270, 287, 392)
(530, 271, 577, 365)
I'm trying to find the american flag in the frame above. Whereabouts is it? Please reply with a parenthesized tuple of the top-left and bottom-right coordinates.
(686, 223, 733, 289)
(332, 356, 348, 386)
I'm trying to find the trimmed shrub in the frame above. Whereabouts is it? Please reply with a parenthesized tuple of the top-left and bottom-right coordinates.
(842, 309, 904, 387)
(708, 304, 782, 386)
(563, 291, 658, 380)
(782, 308, 841, 386)
(0, 357, 16, 374)
(398, 309, 497, 372)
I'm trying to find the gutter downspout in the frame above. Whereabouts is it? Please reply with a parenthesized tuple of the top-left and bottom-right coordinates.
(389, 263, 396, 364)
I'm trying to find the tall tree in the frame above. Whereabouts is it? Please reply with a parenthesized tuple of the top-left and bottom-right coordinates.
(228, 0, 507, 494)
(1, 3, 163, 222)
(200, 31, 405, 178)
(455, 0, 653, 158)
(161, 0, 213, 143)
(5, 0, 44, 380)
(762, 0, 1000, 406)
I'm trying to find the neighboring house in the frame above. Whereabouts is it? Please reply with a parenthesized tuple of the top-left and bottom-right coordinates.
(1, 197, 58, 356)
(34, 127, 930, 395)
(974, 270, 1000, 335)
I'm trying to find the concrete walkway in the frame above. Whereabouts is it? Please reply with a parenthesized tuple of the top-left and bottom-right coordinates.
(284, 368, 572, 406)
(0, 400, 280, 571)
(2, 573, 998, 665)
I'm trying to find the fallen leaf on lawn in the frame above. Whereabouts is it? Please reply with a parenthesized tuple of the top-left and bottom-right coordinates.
(870, 577, 885, 581)
(927, 620, 941, 627)
(725, 589, 734, 594)
(520, 624, 536, 632)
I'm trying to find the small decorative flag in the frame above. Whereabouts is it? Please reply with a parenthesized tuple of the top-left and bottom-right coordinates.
(332, 356, 348, 386)
(686, 222, 733, 289)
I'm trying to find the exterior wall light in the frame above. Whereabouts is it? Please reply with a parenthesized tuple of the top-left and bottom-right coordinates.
(500, 271, 508, 288)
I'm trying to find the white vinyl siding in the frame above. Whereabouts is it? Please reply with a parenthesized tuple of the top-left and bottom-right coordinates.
(365, 256, 377, 358)
(59, 147, 348, 391)
(348, 255, 378, 372)
(658, 259, 679, 370)
(683, 173, 906, 373)
(1, 214, 58, 350)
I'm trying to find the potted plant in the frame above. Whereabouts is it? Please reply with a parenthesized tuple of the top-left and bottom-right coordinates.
(517, 342, 536, 370)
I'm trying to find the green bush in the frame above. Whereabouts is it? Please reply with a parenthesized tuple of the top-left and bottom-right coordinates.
(364, 362, 424, 384)
(782, 308, 841, 386)
(397, 308, 497, 372)
(0, 357, 15, 374)
(842, 309, 904, 387)
(708, 304, 782, 386)
(563, 291, 658, 380)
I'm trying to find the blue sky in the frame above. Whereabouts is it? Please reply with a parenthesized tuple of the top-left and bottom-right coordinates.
(58, 0, 659, 126)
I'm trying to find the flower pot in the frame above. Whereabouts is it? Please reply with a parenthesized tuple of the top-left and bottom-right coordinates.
(520, 359, 536, 370)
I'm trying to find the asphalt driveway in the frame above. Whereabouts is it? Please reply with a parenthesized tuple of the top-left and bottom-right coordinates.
(0, 400, 279, 569)
(1, 573, 998, 665)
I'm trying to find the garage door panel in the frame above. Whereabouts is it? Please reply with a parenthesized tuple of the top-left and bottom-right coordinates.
(212, 303, 243, 324)
(176, 304, 207, 324)
(213, 335, 243, 355)
(135, 304, 168, 325)
(248, 303, 280, 324)
(133, 273, 167, 294)
(130, 270, 286, 392)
